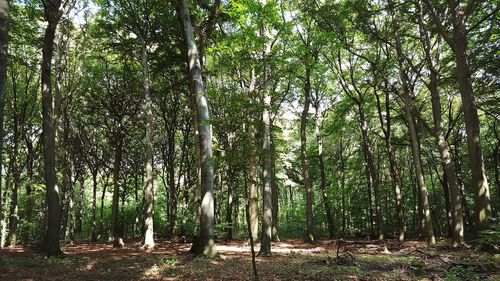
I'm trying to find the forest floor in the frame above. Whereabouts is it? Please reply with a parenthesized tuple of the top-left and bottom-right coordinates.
(0, 238, 498, 280)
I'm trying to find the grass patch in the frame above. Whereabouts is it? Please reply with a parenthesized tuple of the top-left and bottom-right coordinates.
(0, 256, 38, 267)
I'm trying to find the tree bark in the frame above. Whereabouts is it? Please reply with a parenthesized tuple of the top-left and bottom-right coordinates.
(270, 126, 279, 241)
(358, 101, 382, 240)
(177, 0, 216, 257)
(140, 36, 155, 249)
(41, 0, 63, 257)
(110, 134, 124, 247)
(375, 89, 404, 241)
(0, 1, 8, 248)
(314, 106, 335, 239)
(23, 135, 35, 244)
(389, 0, 434, 244)
(7, 77, 20, 247)
(91, 171, 98, 242)
(423, 0, 491, 231)
(260, 89, 273, 255)
(301, 65, 314, 243)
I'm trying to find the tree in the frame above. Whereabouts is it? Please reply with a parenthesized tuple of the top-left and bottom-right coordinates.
(0, 0, 9, 248)
(41, 0, 68, 257)
(423, 0, 492, 230)
(387, 0, 435, 245)
(176, 0, 216, 257)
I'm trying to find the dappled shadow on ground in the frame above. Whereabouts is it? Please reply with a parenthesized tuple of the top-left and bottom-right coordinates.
(0, 238, 498, 280)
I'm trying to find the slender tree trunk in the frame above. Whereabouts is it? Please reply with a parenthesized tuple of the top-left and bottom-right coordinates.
(42, 1, 63, 257)
(416, 11, 464, 245)
(260, 89, 273, 255)
(140, 37, 155, 249)
(99, 174, 109, 238)
(111, 134, 124, 247)
(389, 0, 434, 244)
(270, 127, 279, 241)
(375, 89, 404, 241)
(76, 176, 84, 236)
(358, 102, 382, 240)
(494, 143, 500, 212)
(244, 166, 259, 281)
(440, 167, 452, 237)
(91, 171, 98, 242)
(7, 81, 19, 247)
(247, 123, 258, 241)
(300, 65, 314, 243)
(23, 136, 34, 244)
(226, 167, 234, 240)
(0, 0, 8, 249)
(225, 134, 235, 240)
(423, 0, 491, 231)
(178, 0, 216, 256)
(314, 107, 335, 239)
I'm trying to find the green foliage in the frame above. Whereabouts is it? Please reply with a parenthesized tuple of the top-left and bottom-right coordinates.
(475, 224, 500, 246)
(445, 266, 480, 281)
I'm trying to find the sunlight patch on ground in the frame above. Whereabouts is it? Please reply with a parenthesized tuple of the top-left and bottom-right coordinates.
(143, 263, 161, 277)
(215, 244, 327, 254)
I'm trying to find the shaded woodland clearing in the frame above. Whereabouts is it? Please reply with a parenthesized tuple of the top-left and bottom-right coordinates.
(1, 239, 499, 280)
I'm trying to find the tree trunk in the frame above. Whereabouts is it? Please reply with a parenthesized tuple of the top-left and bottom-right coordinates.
(23, 135, 35, 244)
(247, 123, 259, 241)
(76, 176, 84, 236)
(453, 30, 491, 231)
(270, 127, 279, 241)
(416, 9, 464, 245)
(301, 65, 314, 243)
(140, 37, 155, 249)
(7, 78, 19, 247)
(389, 0, 434, 244)
(178, 0, 216, 256)
(423, 0, 492, 231)
(260, 89, 273, 255)
(358, 102, 382, 239)
(91, 171, 98, 242)
(41, 1, 63, 257)
(111, 134, 124, 247)
(375, 89, 404, 241)
(314, 106, 335, 239)
(0, 1, 8, 249)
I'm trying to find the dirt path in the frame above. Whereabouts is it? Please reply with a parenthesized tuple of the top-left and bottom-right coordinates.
(0, 239, 498, 280)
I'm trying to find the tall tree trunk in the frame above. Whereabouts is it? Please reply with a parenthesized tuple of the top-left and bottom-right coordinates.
(314, 106, 335, 239)
(358, 101, 382, 240)
(0, 0, 8, 249)
(23, 135, 35, 244)
(270, 127, 279, 241)
(375, 89, 404, 241)
(494, 143, 500, 212)
(178, 0, 216, 256)
(423, 0, 491, 231)
(453, 30, 491, 231)
(247, 122, 258, 241)
(91, 171, 98, 242)
(7, 79, 19, 247)
(260, 88, 273, 255)
(140, 37, 155, 249)
(301, 65, 314, 243)
(76, 175, 84, 236)
(225, 134, 235, 240)
(416, 9, 464, 245)
(110, 134, 124, 247)
(389, 0, 434, 244)
(41, 0, 63, 257)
